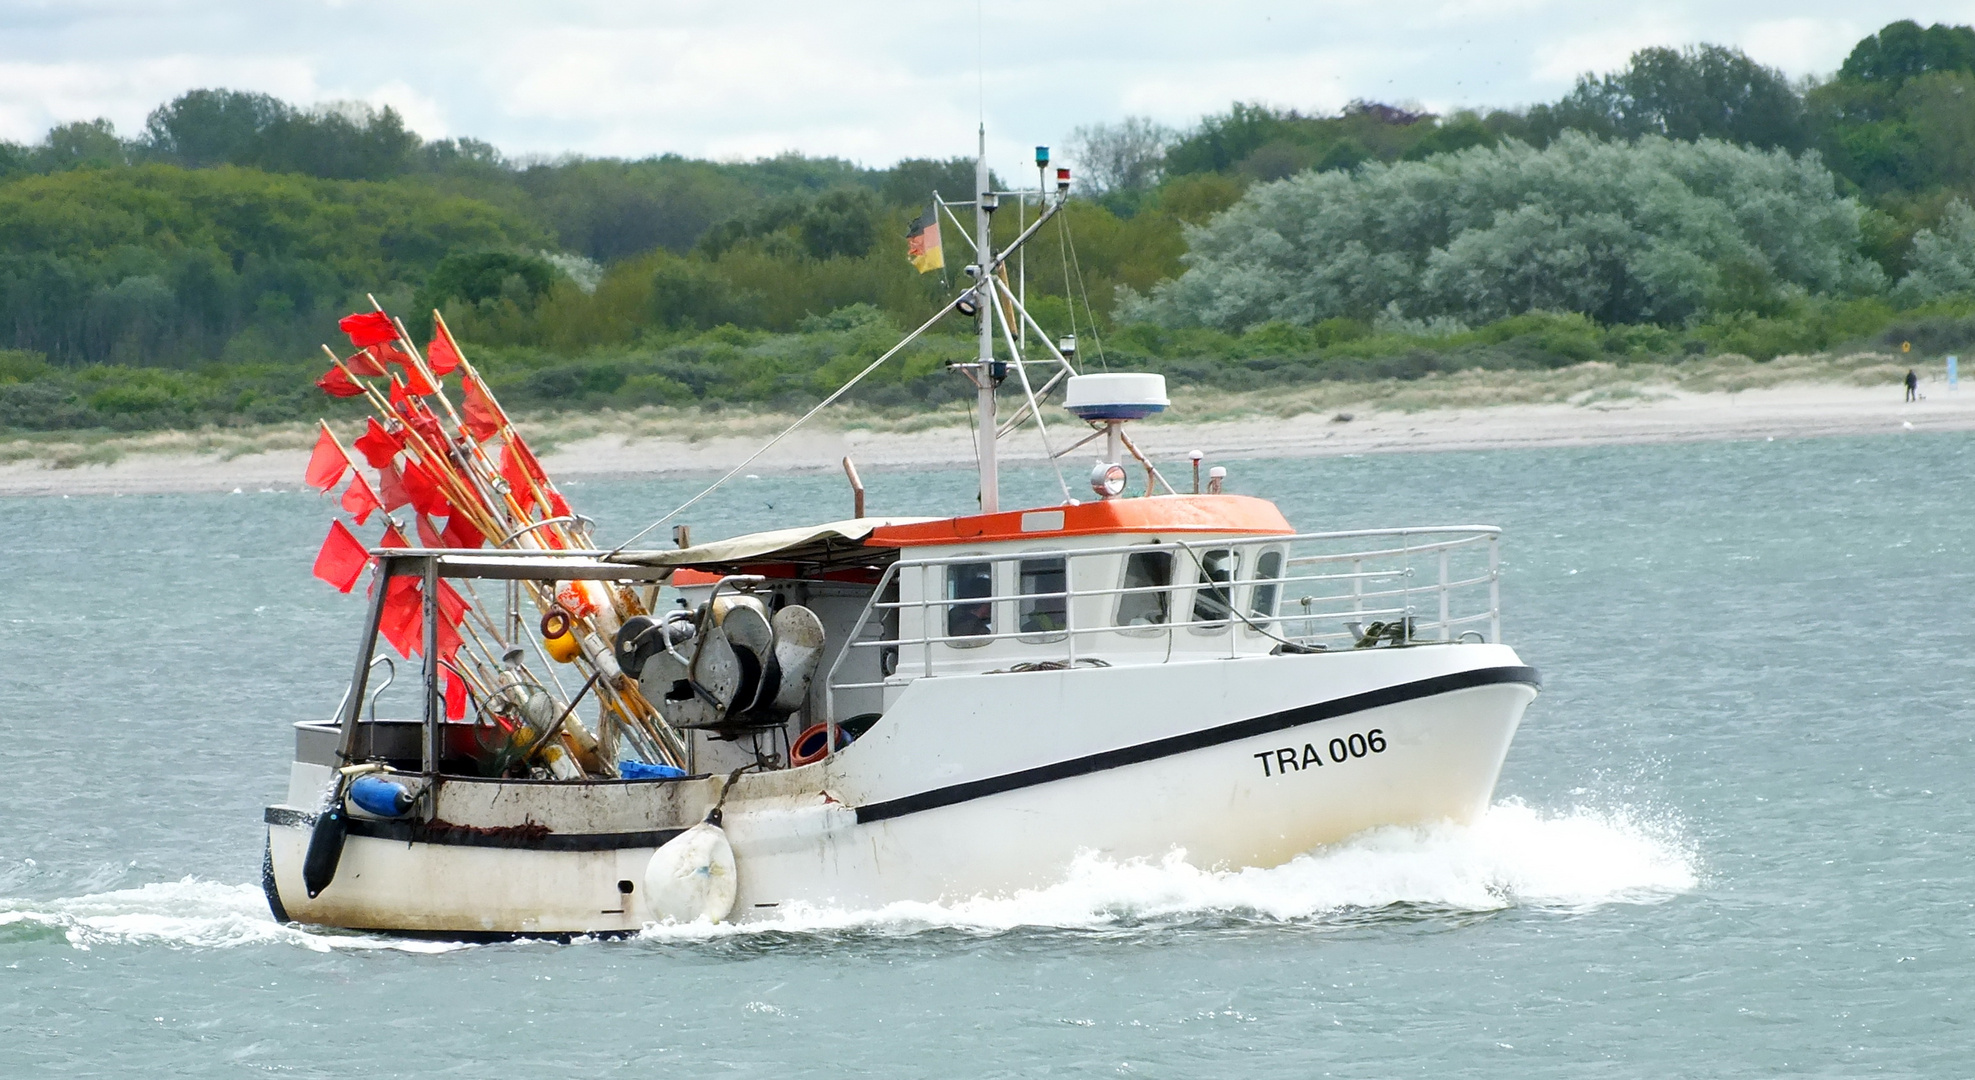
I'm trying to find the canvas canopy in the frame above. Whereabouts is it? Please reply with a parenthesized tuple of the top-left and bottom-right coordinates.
(609, 517, 938, 573)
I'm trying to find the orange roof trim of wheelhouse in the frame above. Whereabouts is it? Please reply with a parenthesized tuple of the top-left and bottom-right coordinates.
(869, 495, 1293, 548)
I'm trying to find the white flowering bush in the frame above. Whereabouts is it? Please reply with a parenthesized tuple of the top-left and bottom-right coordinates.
(1895, 200, 1975, 304)
(1120, 132, 1885, 330)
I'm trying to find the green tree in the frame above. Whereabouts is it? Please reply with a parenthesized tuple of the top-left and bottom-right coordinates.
(1839, 20, 1975, 88)
(253, 103, 419, 181)
(1552, 45, 1808, 150)
(1067, 117, 1174, 194)
(36, 119, 127, 170)
(879, 157, 975, 205)
(141, 89, 289, 168)
(798, 188, 882, 259)
(418, 251, 557, 312)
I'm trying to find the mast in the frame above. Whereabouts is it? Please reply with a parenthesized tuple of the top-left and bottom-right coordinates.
(974, 124, 999, 514)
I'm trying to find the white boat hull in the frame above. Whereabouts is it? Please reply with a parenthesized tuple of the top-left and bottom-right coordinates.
(265, 644, 1536, 935)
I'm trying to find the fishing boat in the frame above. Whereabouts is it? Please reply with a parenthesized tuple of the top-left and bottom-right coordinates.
(262, 134, 1539, 937)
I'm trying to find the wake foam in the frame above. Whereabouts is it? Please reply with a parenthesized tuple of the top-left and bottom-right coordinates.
(641, 800, 1698, 940)
(0, 879, 465, 953)
(0, 802, 1694, 951)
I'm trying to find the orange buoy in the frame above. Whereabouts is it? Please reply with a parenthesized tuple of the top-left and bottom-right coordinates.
(790, 722, 850, 766)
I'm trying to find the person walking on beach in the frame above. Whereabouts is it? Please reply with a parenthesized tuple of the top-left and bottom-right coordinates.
(1906, 369, 1919, 402)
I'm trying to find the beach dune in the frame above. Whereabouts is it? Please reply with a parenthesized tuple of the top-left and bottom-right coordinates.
(1, 382, 1966, 498)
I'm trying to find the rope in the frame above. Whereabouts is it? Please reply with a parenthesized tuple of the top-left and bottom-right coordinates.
(608, 296, 961, 556)
(1060, 211, 1109, 372)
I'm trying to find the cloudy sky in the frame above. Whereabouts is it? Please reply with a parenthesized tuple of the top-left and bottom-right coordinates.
(1, 1, 1969, 174)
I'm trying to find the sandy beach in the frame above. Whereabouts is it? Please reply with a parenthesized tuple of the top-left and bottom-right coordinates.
(0, 381, 1966, 498)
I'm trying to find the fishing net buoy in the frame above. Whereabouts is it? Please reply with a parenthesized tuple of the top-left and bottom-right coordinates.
(641, 816, 736, 925)
(540, 609, 580, 663)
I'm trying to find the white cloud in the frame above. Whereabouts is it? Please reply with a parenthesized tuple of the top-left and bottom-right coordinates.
(0, 1, 1968, 160)
(1529, 15, 1696, 86)
(0, 54, 317, 139)
(361, 81, 450, 140)
(1739, 17, 1865, 77)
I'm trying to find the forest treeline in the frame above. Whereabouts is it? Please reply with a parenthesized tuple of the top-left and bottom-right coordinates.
(7, 18, 1975, 433)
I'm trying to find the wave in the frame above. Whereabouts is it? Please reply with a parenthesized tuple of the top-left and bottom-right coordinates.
(0, 802, 1693, 952)
(647, 799, 1697, 940)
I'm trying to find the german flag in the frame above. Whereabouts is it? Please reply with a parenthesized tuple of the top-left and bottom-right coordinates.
(906, 205, 943, 274)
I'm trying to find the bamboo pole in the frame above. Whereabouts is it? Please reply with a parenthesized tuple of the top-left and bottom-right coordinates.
(317, 314, 688, 770)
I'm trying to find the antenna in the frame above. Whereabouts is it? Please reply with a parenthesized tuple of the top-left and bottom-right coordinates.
(974, 122, 998, 514)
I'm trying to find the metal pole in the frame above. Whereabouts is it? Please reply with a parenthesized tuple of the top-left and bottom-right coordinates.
(975, 125, 999, 515)
(1489, 536, 1501, 644)
(842, 456, 866, 519)
(421, 556, 440, 779)
(334, 556, 395, 765)
(1439, 548, 1451, 641)
(921, 563, 935, 678)
(1017, 185, 1026, 351)
(1064, 553, 1077, 667)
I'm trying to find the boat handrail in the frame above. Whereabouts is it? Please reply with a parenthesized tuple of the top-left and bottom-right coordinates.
(821, 525, 1504, 735)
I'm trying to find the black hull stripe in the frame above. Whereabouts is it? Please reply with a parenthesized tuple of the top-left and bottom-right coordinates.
(265, 807, 683, 852)
(853, 664, 1540, 824)
(310, 926, 642, 944)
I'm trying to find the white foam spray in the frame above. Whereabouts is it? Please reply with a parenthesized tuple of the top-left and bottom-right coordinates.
(640, 800, 1698, 941)
(0, 802, 1694, 951)
(0, 878, 466, 953)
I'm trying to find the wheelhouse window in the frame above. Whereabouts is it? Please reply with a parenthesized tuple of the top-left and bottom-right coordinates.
(1190, 549, 1238, 626)
(945, 562, 994, 642)
(1115, 549, 1173, 627)
(1249, 549, 1284, 622)
(1018, 557, 1067, 634)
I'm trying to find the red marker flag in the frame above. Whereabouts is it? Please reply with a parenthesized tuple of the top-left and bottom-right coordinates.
(344, 349, 388, 377)
(403, 398, 447, 452)
(436, 579, 470, 627)
(401, 462, 451, 518)
(340, 471, 382, 525)
(460, 372, 502, 441)
(379, 576, 422, 658)
(443, 669, 468, 721)
(500, 440, 538, 513)
(339, 311, 398, 348)
(437, 616, 463, 664)
(304, 427, 347, 491)
(399, 363, 437, 397)
(440, 513, 485, 550)
(316, 364, 364, 398)
(353, 418, 401, 469)
(416, 513, 444, 548)
(377, 463, 411, 511)
(426, 331, 462, 375)
(312, 520, 369, 593)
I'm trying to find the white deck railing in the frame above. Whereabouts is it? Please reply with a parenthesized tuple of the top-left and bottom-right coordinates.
(823, 525, 1502, 723)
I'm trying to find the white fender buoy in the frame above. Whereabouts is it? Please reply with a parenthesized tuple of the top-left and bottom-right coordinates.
(642, 817, 737, 924)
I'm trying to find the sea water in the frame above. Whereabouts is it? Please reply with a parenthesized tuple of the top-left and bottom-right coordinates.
(1, 432, 1970, 1077)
